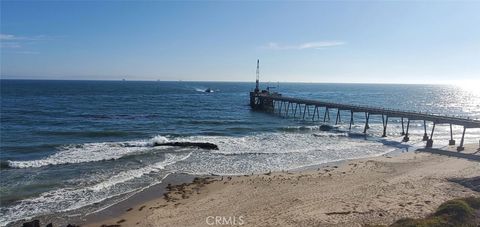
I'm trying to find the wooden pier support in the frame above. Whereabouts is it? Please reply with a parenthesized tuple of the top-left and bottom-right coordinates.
(293, 103, 299, 118)
(401, 117, 405, 135)
(382, 115, 388, 137)
(285, 102, 290, 117)
(403, 119, 410, 142)
(302, 105, 307, 120)
(335, 109, 341, 125)
(297, 104, 302, 119)
(363, 113, 370, 134)
(279, 101, 283, 115)
(457, 127, 466, 151)
(426, 123, 435, 148)
(423, 120, 429, 141)
(449, 124, 455, 145)
(349, 110, 354, 130)
(323, 107, 330, 122)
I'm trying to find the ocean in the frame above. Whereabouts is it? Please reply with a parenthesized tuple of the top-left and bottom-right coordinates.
(1, 80, 479, 225)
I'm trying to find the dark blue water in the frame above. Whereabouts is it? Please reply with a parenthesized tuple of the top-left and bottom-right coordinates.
(1, 80, 479, 225)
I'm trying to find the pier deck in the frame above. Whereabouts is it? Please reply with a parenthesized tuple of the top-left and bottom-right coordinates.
(250, 92, 480, 151)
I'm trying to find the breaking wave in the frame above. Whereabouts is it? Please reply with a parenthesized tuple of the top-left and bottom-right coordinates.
(7, 136, 170, 168)
(0, 152, 191, 226)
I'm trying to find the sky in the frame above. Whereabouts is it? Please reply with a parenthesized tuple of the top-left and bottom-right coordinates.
(1, 1, 480, 84)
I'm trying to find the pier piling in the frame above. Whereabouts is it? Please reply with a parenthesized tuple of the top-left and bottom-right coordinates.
(323, 107, 330, 122)
(426, 123, 435, 148)
(363, 113, 370, 134)
(423, 120, 429, 141)
(382, 115, 388, 137)
(449, 124, 455, 145)
(335, 110, 341, 125)
(302, 105, 307, 120)
(286, 102, 290, 117)
(457, 127, 466, 151)
(349, 110, 354, 130)
(293, 103, 298, 119)
(316, 107, 320, 121)
(403, 119, 410, 142)
(401, 117, 405, 135)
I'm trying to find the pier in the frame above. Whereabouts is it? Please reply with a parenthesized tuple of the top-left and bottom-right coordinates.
(250, 89, 480, 151)
(249, 60, 480, 151)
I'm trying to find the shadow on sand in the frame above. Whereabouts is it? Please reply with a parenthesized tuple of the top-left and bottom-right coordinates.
(449, 176, 480, 192)
(417, 147, 480, 162)
(377, 138, 412, 152)
(416, 147, 480, 192)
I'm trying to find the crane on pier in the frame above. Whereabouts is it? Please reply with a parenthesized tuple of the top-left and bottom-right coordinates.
(255, 59, 260, 93)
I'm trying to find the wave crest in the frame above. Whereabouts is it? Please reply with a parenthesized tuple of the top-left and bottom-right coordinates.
(1, 152, 191, 226)
(8, 135, 171, 168)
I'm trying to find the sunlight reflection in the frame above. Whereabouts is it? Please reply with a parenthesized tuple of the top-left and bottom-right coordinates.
(454, 80, 480, 97)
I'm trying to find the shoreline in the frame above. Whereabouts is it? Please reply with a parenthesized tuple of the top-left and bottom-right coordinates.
(80, 140, 411, 225)
(82, 144, 479, 227)
(6, 173, 199, 227)
(10, 144, 479, 227)
(79, 173, 198, 225)
(8, 142, 403, 227)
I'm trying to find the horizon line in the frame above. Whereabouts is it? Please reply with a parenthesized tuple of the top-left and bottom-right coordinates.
(0, 77, 467, 86)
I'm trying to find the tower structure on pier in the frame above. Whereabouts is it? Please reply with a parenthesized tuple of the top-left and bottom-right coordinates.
(255, 59, 260, 93)
(250, 59, 276, 111)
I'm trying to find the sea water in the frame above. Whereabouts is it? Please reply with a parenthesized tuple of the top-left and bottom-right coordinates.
(1, 80, 479, 225)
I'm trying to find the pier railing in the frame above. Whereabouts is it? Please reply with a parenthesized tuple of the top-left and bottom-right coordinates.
(250, 92, 480, 151)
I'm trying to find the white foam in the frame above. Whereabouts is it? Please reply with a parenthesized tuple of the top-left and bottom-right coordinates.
(149, 135, 169, 145)
(9, 122, 478, 169)
(177, 131, 363, 155)
(171, 132, 398, 175)
(3, 126, 478, 225)
(8, 135, 170, 168)
(89, 152, 191, 191)
(0, 152, 191, 226)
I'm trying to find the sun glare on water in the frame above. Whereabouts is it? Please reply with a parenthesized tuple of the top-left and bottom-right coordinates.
(453, 80, 480, 97)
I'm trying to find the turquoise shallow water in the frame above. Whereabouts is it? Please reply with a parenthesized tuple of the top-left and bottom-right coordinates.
(1, 80, 479, 225)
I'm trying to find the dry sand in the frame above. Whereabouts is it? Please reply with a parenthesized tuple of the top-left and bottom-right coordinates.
(86, 144, 480, 227)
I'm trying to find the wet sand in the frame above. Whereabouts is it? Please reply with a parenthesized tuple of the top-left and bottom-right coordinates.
(84, 144, 480, 227)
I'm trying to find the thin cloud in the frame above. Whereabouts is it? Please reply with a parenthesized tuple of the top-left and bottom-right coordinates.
(264, 41, 345, 50)
(3, 50, 40, 55)
(0, 34, 16, 40)
(0, 33, 50, 41)
(0, 33, 53, 54)
(0, 42, 21, 48)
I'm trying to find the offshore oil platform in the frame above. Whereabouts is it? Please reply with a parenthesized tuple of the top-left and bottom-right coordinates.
(250, 60, 480, 151)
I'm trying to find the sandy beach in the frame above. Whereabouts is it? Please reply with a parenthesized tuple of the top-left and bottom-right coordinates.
(82, 144, 480, 227)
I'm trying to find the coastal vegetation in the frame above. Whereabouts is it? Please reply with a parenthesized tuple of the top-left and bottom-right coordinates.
(389, 197, 480, 227)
